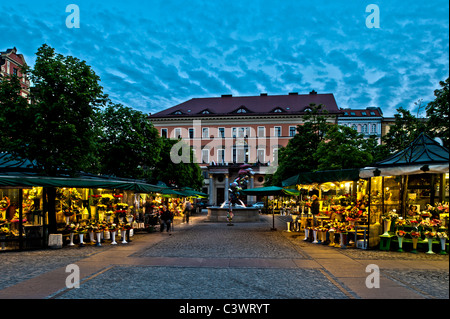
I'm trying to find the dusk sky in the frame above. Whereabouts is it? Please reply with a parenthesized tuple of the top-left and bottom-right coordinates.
(1, 0, 448, 117)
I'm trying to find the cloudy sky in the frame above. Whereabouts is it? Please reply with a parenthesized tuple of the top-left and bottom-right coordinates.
(1, 0, 448, 117)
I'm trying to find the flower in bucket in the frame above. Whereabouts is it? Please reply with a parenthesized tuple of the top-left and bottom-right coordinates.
(410, 231, 421, 238)
(65, 223, 77, 233)
(395, 219, 407, 228)
(77, 225, 87, 234)
(437, 232, 448, 239)
(121, 223, 132, 230)
(0, 227, 11, 236)
(430, 219, 442, 228)
(108, 223, 118, 232)
(424, 231, 436, 238)
(396, 230, 407, 237)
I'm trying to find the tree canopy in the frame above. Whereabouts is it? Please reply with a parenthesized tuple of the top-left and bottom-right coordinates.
(426, 77, 449, 149)
(97, 102, 162, 180)
(1, 44, 108, 176)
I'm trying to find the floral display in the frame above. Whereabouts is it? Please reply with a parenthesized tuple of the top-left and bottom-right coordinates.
(396, 230, 406, 237)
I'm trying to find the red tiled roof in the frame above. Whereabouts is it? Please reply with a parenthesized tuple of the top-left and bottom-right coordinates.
(150, 93, 341, 118)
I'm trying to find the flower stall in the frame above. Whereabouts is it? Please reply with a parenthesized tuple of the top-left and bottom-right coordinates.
(1, 152, 163, 251)
(360, 133, 449, 253)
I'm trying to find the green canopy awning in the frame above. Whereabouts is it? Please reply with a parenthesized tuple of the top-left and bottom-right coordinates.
(178, 187, 209, 198)
(241, 186, 301, 196)
(282, 168, 361, 187)
(0, 173, 162, 193)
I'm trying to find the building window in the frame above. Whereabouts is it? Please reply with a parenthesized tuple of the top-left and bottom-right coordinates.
(361, 112, 366, 116)
(238, 127, 245, 138)
(257, 148, 265, 163)
(202, 127, 209, 138)
(218, 127, 225, 138)
(202, 148, 210, 164)
(258, 126, 265, 137)
(371, 124, 377, 133)
(217, 149, 225, 164)
(370, 112, 376, 116)
(273, 148, 279, 164)
(161, 128, 168, 138)
(232, 128, 237, 138)
(189, 128, 194, 139)
(236, 108, 247, 113)
(351, 124, 357, 131)
(274, 126, 281, 137)
(173, 110, 182, 115)
(350, 112, 356, 116)
(201, 109, 210, 114)
(289, 126, 296, 137)
(362, 124, 368, 133)
(174, 128, 182, 138)
(13, 68, 18, 76)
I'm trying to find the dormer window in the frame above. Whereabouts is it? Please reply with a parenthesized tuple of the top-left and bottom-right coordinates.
(236, 108, 247, 113)
(198, 109, 213, 114)
(272, 107, 284, 113)
(171, 110, 183, 115)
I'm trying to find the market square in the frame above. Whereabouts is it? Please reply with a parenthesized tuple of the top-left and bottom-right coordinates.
(0, 0, 449, 308)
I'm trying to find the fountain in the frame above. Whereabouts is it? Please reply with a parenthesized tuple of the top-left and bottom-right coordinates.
(207, 164, 260, 223)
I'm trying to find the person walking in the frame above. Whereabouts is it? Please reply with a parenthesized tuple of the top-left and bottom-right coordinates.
(160, 205, 173, 233)
(183, 199, 192, 224)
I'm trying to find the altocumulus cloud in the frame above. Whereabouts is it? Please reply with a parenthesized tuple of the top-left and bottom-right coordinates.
(0, 0, 448, 116)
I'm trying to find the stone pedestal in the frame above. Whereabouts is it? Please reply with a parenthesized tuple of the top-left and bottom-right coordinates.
(207, 207, 260, 222)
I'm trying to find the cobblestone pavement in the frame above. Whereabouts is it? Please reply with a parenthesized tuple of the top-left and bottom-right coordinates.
(0, 213, 448, 301)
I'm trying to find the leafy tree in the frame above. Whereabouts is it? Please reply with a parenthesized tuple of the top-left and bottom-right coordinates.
(0, 44, 107, 232)
(11, 44, 107, 175)
(381, 106, 427, 154)
(97, 102, 162, 180)
(150, 138, 203, 190)
(426, 77, 449, 148)
(0, 75, 33, 152)
(266, 104, 330, 186)
(314, 125, 374, 170)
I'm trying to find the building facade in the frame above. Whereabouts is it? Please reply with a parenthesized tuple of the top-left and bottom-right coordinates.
(0, 47, 30, 100)
(149, 91, 342, 205)
(337, 107, 384, 144)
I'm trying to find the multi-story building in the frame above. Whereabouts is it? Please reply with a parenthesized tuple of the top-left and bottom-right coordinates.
(149, 91, 342, 205)
(337, 107, 384, 144)
(0, 47, 30, 100)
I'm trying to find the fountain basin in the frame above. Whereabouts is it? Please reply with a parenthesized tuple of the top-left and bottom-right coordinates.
(207, 206, 261, 222)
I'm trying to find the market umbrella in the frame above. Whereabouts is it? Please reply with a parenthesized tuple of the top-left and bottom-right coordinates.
(178, 187, 209, 198)
(242, 186, 300, 230)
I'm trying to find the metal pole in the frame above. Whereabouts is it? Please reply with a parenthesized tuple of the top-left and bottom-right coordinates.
(19, 188, 23, 250)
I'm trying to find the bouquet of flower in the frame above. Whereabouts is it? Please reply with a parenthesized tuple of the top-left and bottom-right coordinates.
(430, 219, 442, 228)
(113, 194, 124, 204)
(382, 210, 398, 221)
(410, 231, 421, 238)
(89, 194, 102, 205)
(121, 223, 132, 230)
(396, 230, 407, 237)
(345, 206, 362, 221)
(0, 227, 11, 236)
(395, 219, 407, 228)
(77, 225, 87, 234)
(63, 207, 75, 217)
(424, 231, 436, 238)
(408, 219, 419, 227)
(65, 223, 77, 233)
(108, 223, 118, 232)
(437, 232, 448, 239)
